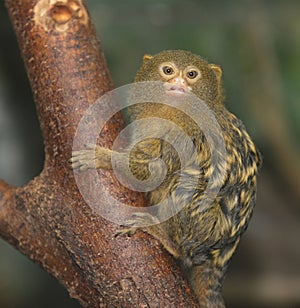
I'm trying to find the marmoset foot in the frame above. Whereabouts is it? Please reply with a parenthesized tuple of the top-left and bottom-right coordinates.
(70, 144, 112, 171)
(116, 212, 160, 236)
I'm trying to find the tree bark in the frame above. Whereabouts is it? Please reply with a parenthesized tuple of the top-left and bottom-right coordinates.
(1, 0, 198, 307)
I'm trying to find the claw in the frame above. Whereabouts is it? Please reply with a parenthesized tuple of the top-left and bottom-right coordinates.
(115, 226, 138, 237)
(79, 164, 89, 172)
(71, 150, 83, 156)
(84, 143, 97, 149)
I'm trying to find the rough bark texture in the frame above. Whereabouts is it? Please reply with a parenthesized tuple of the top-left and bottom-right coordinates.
(1, 0, 198, 307)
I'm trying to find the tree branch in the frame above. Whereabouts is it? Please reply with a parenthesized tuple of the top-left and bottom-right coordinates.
(1, 0, 198, 306)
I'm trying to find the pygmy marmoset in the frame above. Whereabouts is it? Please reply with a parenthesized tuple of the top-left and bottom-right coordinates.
(70, 50, 262, 307)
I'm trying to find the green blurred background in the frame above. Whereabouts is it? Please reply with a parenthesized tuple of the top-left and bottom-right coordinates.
(0, 0, 299, 307)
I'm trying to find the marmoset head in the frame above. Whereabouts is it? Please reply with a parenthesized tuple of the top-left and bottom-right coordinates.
(134, 50, 224, 105)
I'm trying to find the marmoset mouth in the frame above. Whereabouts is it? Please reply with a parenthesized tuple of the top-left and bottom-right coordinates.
(164, 84, 190, 95)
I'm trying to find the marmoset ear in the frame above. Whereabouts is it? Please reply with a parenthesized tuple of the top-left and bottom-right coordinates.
(208, 63, 222, 82)
(143, 54, 153, 62)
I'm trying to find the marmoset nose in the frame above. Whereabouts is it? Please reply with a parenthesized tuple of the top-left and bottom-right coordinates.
(165, 75, 189, 95)
(170, 75, 186, 87)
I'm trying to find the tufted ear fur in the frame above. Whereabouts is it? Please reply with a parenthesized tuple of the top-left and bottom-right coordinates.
(209, 63, 224, 101)
(143, 54, 153, 62)
(209, 63, 222, 83)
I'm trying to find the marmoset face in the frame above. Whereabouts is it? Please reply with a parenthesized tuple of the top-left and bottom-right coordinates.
(157, 61, 201, 95)
(134, 50, 223, 104)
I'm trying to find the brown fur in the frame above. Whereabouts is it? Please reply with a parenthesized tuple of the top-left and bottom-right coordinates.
(71, 50, 262, 307)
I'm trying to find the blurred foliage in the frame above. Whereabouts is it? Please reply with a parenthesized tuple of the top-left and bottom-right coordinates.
(0, 0, 299, 307)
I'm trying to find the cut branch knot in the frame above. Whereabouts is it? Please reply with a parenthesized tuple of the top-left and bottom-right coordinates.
(34, 0, 88, 32)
